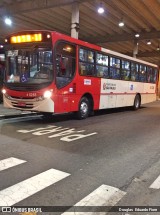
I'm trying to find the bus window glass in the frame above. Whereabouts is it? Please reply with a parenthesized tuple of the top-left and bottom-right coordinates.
(79, 62, 94, 76)
(6, 49, 53, 84)
(8, 56, 17, 78)
(131, 62, 139, 81)
(139, 65, 146, 82)
(56, 42, 76, 58)
(121, 60, 130, 80)
(96, 65, 109, 78)
(33, 51, 53, 79)
(147, 67, 152, 83)
(79, 48, 94, 63)
(96, 53, 108, 66)
(88, 50, 94, 63)
(96, 53, 109, 78)
(79, 48, 87, 62)
(56, 42, 76, 88)
(110, 57, 120, 79)
(79, 48, 95, 76)
(151, 69, 157, 83)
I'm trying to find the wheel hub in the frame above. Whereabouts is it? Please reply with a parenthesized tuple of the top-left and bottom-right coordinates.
(80, 102, 88, 114)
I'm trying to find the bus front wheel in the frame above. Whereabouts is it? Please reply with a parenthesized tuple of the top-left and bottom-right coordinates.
(77, 97, 90, 119)
(133, 94, 141, 110)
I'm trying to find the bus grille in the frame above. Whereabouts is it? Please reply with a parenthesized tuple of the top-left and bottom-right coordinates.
(11, 101, 33, 109)
(10, 96, 36, 99)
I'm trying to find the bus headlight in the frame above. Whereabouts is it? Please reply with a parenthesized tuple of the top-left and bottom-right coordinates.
(43, 90, 52, 98)
(2, 89, 6, 94)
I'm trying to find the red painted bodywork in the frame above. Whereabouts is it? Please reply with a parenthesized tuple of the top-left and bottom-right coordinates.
(51, 32, 102, 113)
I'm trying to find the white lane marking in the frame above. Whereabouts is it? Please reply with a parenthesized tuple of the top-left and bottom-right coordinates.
(150, 175, 160, 189)
(17, 125, 56, 133)
(17, 125, 98, 142)
(0, 168, 70, 206)
(0, 157, 26, 171)
(60, 132, 97, 142)
(0, 115, 4, 117)
(62, 184, 126, 214)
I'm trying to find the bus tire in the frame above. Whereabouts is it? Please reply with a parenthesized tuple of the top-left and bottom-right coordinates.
(77, 97, 90, 120)
(133, 94, 141, 110)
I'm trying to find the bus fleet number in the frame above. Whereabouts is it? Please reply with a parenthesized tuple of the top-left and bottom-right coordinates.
(26, 93, 37, 97)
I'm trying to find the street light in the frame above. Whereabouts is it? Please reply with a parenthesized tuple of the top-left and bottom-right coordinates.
(4, 17, 12, 26)
(97, 3, 104, 14)
(119, 19, 124, 27)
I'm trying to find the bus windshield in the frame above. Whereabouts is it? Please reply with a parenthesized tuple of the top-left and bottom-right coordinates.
(5, 48, 53, 84)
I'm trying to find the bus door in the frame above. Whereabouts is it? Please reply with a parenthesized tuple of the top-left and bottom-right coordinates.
(55, 42, 76, 113)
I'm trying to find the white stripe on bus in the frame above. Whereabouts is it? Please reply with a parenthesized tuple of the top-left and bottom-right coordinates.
(0, 157, 26, 171)
(0, 168, 70, 206)
(101, 47, 157, 67)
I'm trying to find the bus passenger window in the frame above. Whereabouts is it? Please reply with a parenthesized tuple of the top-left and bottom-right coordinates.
(79, 48, 95, 76)
(147, 67, 152, 83)
(121, 60, 130, 81)
(79, 62, 86, 75)
(131, 63, 139, 81)
(110, 68, 120, 79)
(86, 64, 94, 75)
(151, 69, 157, 83)
(96, 53, 109, 78)
(110, 57, 120, 79)
(96, 65, 109, 78)
(139, 65, 146, 82)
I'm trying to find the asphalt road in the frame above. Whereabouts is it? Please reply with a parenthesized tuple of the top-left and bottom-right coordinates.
(1, 101, 160, 215)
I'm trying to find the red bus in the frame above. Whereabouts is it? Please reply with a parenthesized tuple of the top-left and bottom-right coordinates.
(2, 31, 158, 119)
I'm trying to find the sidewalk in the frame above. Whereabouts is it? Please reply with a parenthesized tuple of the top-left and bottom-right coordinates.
(0, 103, 37, 119)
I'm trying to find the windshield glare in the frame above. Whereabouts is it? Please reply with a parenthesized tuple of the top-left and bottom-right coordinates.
(6, 49, 53, 84)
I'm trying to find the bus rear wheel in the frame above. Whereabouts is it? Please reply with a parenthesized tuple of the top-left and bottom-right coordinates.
(133, 94, 141, 110)
(77, 97, 90, 120)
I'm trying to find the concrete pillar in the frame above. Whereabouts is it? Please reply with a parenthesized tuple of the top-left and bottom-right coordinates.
(71, 2, 79, 39)
(133, 40, 138, 58)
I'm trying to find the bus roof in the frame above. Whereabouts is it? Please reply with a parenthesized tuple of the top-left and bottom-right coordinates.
(5, 30, 158, 68)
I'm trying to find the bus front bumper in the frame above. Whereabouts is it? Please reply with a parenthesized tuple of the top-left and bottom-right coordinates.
(3, 95, 54, 113)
